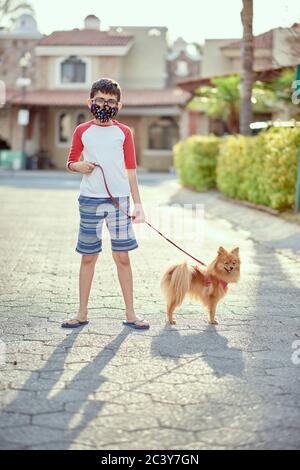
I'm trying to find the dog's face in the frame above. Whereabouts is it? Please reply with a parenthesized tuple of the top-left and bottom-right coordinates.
(213, 246, 241, 283)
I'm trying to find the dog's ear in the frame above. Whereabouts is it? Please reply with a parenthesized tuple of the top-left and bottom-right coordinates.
(231, 247, 239, 256)
(218, 246, 227, 256)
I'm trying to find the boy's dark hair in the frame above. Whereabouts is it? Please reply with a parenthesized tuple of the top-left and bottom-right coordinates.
(90, 78, 121, 101)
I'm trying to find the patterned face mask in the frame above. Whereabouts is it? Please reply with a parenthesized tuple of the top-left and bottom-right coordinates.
(89, 102, 119, 123)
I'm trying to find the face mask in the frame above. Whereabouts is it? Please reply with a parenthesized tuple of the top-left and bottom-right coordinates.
(89, 102, 119, 123)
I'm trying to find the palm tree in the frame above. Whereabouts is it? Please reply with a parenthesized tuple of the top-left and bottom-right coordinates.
(0, 0, 34, 27)
(257, 68, 300, 119)
(240, 0, 254, 135)
(191, 75, 241, 134)
(189, 73, 293, 134)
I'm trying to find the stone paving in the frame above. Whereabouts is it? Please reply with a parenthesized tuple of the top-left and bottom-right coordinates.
(0, 170, 299, 450)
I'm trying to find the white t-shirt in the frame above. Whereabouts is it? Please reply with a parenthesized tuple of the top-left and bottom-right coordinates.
(67, 119, 137, 197)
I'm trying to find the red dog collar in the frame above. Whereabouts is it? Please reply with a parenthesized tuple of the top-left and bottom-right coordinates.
(194, 265, 228, 289)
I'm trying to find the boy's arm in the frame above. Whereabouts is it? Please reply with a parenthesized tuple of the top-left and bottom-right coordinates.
(66, 127, 95, 174)
(124, 128, 145, 223)
(66, 127, 82, 172)
(127, 169, 141, 205)
(127, 169, 145, 223)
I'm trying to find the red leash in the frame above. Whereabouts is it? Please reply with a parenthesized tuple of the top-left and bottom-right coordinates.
(93, 163, 207, 267)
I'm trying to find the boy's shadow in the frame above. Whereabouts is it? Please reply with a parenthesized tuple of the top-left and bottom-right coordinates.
(151, 324, 244, 378)
(1, 328, 130, 450)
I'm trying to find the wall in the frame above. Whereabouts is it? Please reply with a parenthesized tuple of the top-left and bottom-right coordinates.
(201, 39, 236, 77)
(110, 27, 168, 89)
(273, 26, 300, 67)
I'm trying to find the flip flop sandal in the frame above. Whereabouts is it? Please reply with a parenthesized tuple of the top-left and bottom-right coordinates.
(61, 319, 89, 329)
(122, 319, 150, 330)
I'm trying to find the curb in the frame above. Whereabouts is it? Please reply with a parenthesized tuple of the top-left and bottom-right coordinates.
(218, 194, 280, 216)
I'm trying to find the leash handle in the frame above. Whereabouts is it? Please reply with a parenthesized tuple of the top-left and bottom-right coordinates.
(92, 162, 207, 267)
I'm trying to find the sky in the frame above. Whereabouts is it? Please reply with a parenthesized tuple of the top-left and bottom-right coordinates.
(25, 0, 300, 44)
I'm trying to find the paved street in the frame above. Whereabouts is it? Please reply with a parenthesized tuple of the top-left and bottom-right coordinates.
(0, 169, 300, 450)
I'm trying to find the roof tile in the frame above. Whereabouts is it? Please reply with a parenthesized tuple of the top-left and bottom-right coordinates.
(38, 30, 133, 47)
(5, 88, 191, 107)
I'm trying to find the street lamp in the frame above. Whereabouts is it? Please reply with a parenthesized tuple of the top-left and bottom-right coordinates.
(16, 52, 32, 165)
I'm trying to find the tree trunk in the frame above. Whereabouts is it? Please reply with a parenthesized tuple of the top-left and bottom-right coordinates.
(228, 105, 240, 134)
(240, 0, 254, 135)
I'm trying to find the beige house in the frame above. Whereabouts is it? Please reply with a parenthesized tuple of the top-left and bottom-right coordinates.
(201, 23, 300, 78)
(167, 37, 202, 86)
(178, 23, 300, 136)
(0, 14, 192, 171)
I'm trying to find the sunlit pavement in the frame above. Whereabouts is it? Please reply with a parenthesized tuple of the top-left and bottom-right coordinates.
(0, 169, 299, 450)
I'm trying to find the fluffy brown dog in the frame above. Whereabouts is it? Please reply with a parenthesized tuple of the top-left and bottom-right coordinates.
(160, 246, 240, 325)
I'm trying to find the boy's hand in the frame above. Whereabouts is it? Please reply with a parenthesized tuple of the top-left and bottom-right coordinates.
(132, 203, 145, 224)
(71, 162, 96, 174)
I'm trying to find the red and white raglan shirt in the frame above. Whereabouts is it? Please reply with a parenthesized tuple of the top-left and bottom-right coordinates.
(67, 119, 137, 197)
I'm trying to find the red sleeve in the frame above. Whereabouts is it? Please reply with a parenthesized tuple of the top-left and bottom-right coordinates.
(67, 127, 83, 164)
(123, 127, 137, 169)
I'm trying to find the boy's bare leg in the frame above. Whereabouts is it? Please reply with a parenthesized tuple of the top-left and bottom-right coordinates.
(62, 253, 99, 326)
(112, 251, 149, 327)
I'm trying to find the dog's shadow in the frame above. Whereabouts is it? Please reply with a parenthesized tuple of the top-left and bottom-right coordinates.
(151, 324, 244, 378)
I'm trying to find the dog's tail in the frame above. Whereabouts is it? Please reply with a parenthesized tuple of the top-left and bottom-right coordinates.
(160, 262, 192, 307)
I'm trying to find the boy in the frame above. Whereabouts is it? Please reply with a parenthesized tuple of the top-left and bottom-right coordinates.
(62, 78, 150, 330)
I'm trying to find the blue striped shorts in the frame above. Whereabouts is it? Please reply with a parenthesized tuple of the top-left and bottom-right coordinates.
(76, 194, 138, 255)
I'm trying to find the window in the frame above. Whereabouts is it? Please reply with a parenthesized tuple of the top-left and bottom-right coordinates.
(149, 118, 179, 150)
(176, 60, 189, 77)
(76, 113, 86, 126)
(58, 113, 71, 143)
(61, 56, 86, 84)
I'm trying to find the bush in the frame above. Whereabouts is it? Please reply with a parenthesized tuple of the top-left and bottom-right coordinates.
(215, 135, 253, 200)
(260, 127, 300, 209)
(217, 127, 300, 210)
(173, 135, 221, 191)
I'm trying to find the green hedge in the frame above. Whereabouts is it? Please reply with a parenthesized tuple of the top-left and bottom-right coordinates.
(173, 135, 221, 191)
(217, 127, 300, 210)
(174, 128, 300, 210)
